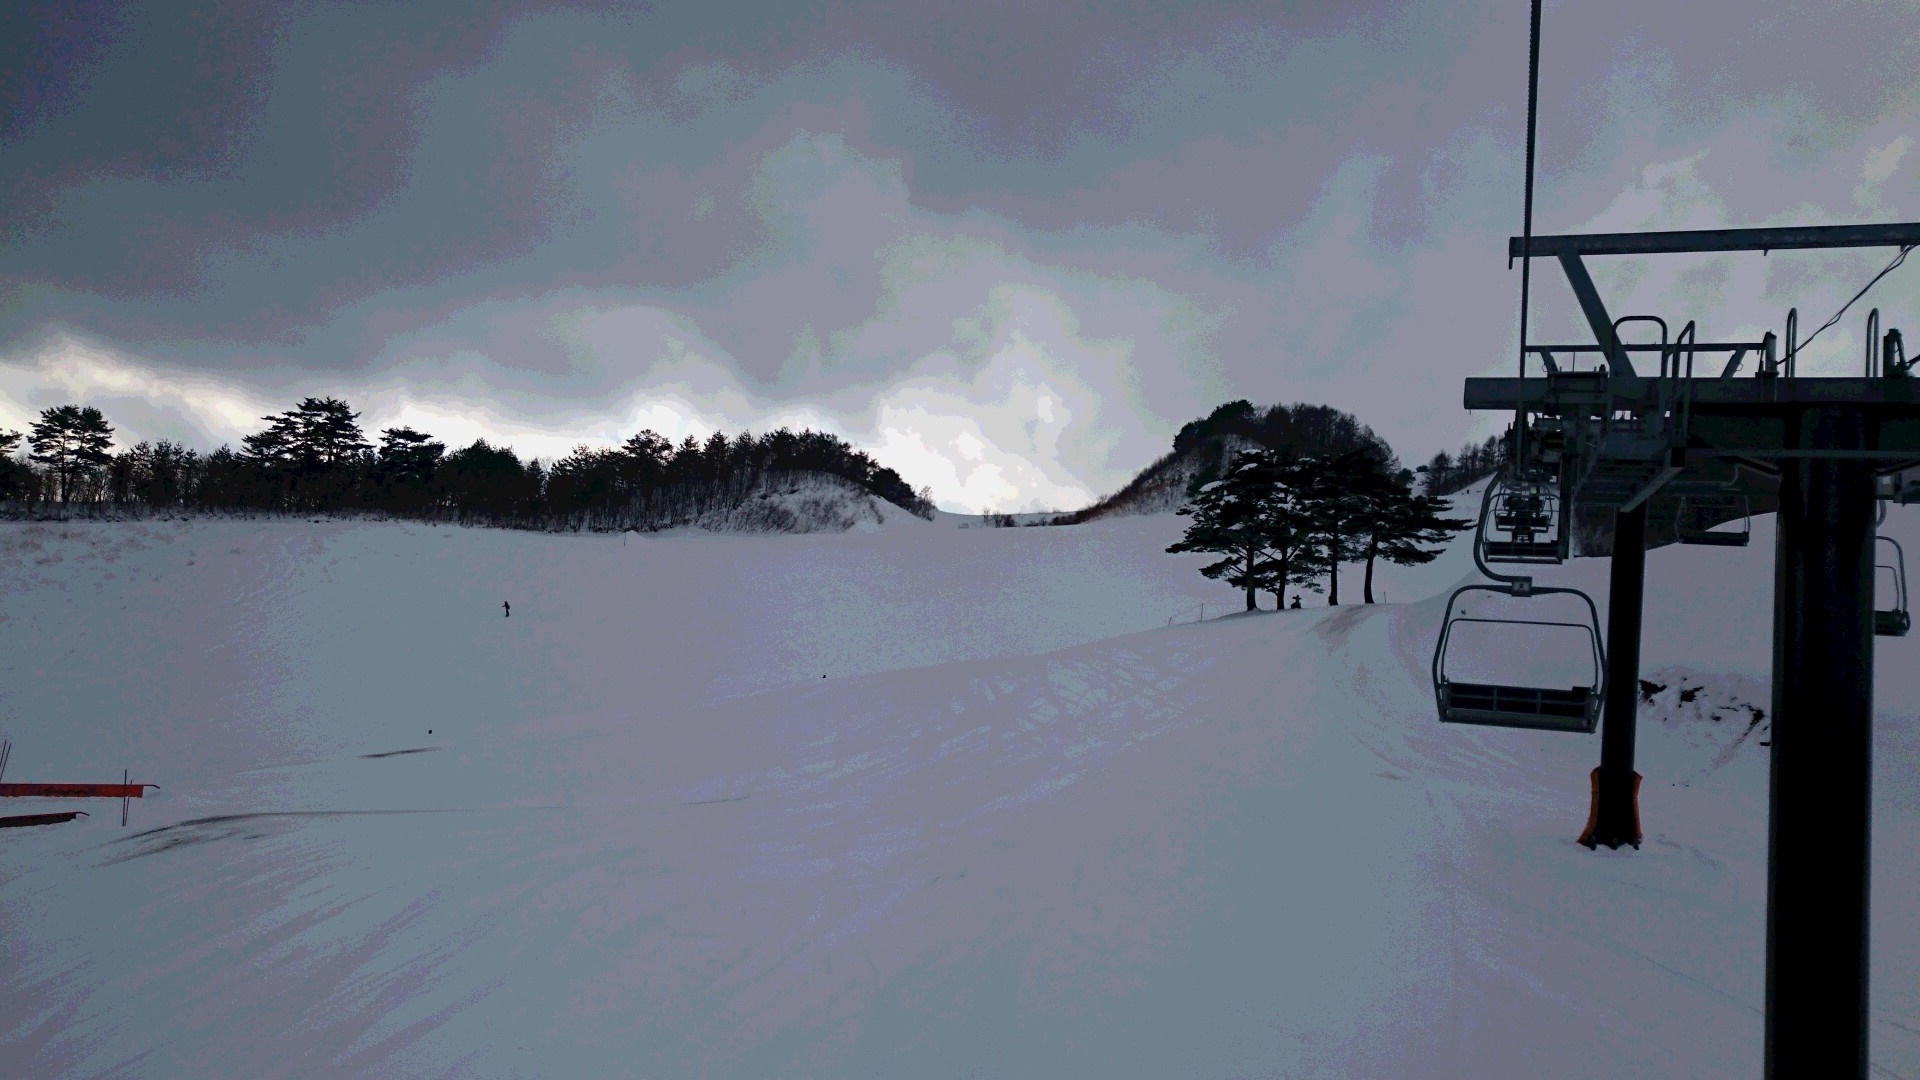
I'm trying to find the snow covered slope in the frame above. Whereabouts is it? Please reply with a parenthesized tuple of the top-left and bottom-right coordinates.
(2, 497, 1916, 1077)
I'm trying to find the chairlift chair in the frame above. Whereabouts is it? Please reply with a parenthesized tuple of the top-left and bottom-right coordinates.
(1432, 583, 1607, 734)
(1877, 535, 1911, 638)
(1478, 477, 1568, 564)
(1675, 491, 1751, 548)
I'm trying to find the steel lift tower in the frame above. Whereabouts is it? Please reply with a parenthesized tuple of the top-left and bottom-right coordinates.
(1431, 4, 1920, 1076)
(1459, 223, 1920, 1077)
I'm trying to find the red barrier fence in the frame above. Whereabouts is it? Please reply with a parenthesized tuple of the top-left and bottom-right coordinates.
(0, 783, 155, 798)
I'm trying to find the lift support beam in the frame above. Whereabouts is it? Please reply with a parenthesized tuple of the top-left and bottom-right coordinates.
(1556, 253, 1634, 376)
(1510, 222, 1920, 259)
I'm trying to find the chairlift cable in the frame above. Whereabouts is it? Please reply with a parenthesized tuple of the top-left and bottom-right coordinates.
(1514, 0, 1543, 470)
(1794, 243, 1914, 356)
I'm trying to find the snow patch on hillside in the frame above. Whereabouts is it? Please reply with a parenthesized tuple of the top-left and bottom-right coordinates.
(673, 471, 915, 534)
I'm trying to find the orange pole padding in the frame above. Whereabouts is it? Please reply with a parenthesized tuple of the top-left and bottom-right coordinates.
(1630, 771, 1644, 843)
(0, 783, 155, 799)
(1575, 766, 1643, 849)
(1577, 766, 1601, 847)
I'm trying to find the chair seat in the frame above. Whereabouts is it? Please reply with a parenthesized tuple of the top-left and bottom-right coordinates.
(1481, 540, 1563, 562)
(1875, 610, 1910, 637)
(1495, 513, 1552, 530)
(1677, 530, 1748, 547)
(1439, 681, 1597, 734)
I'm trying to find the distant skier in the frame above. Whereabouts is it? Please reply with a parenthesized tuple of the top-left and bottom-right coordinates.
(503, 601, 511, 618)
(1289, 595, 1302, 610)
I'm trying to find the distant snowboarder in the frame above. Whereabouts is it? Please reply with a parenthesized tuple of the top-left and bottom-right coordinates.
(503, 601, 511, 618)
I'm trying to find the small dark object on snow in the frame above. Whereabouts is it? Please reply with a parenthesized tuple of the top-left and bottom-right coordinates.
(1290, 596, 1302, 609)
(503, 601, 511, 618)
(1639, 679, 1666, 702)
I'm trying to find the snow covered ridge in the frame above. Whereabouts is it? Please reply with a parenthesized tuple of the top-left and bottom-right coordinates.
(663, 471, 905, 534)
(1051, 434, 1264, 522)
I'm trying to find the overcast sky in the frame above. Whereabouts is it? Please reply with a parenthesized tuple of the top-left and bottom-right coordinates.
(2, 0, 1916, 511)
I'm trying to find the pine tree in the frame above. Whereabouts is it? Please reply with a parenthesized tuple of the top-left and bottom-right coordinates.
(1257, 452, 1325, 610)
(0, 429, 24, 501)
(442, 439, 538, 524)
(195, 445, 255, 508)
(374, 427, 445, 513)
(28, 405, 115, 506)
(1297, 448, 1392, 606)
(1357, 469, 1472, 602)
(243, 398, 372, 511)
(1168, 451, 1285, 611)
(125, 440, 197, 508)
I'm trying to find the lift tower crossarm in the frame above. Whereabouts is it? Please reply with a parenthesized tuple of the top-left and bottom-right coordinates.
(1508, 222, 1920, 259)
(1557, 253, 1634, 375)
(1464, 375, 1920, 412)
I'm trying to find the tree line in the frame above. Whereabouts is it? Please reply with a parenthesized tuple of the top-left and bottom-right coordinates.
(1168, 443, 1470, 610)
(1417, 434, 1505, 497)
(0, 398, 937, 529)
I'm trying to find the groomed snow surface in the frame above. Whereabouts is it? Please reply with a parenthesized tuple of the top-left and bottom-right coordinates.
(3, 491, 1917, 1078)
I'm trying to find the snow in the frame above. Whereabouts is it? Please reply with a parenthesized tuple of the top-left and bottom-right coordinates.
(2, 493, 1917, 1077)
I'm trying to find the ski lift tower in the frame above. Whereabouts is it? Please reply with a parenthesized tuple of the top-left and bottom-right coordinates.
(1465, 220, 1920, 1078)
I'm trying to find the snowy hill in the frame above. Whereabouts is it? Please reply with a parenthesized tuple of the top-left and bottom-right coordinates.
(2, 496, 1917, 1077)
(1048, 433, 1263, 523)
(652, 471, 928, 534)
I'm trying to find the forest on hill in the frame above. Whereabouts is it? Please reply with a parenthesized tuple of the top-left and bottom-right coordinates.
(0, 398, 937, 530)
(1049, 399, 1506, 525)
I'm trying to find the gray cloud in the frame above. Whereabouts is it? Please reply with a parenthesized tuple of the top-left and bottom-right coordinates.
(3, 0, 1918, 510)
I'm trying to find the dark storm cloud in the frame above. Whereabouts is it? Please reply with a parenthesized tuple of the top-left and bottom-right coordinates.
(2, 0, 1916, 510)
(4, 1, 1297, 349)
(6, 0, 1909, 345)
(1, 2, 624, 330)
